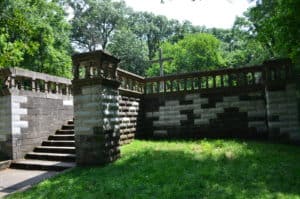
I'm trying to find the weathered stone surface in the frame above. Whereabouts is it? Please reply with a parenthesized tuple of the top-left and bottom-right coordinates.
(73, 77, 121, 166)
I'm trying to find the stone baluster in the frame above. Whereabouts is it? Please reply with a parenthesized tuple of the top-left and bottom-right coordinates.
(9, 74, 16, 88)
(55, 83, 60, 94)
(31, 79, 36, 92)
(44, 81, 48, 93)
(20, 78, 25, 90)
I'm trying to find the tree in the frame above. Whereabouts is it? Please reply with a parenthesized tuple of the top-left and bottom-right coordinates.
(247, 0, 300, 66)
(69, 0, 128, 51)
(128, 12, 176, 60)
(0, 0, 72, 77)
(146, 33, 225, 76)
(107, 28, 149, 75)
(222, 16, 271, 67)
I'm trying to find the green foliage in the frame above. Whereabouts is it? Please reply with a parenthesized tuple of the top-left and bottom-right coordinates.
(69, 0, 128, 51)
(128, 12, 176, 60)
(147, 33, 225, 76)
(222, 17, 271, 67)
(107, 29, 149, 75)
(0, 0, 72, 77)
(248, 0, 300, 66)
(8, 140, 300, 199)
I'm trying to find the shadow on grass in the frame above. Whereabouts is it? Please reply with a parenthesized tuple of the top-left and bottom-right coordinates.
(9, 140, 300, 199)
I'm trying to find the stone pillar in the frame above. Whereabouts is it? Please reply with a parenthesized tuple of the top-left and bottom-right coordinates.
(72, 50, 121, 166)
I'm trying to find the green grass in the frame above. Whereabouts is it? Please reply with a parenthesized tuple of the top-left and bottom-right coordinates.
(8, 139, 300, 199)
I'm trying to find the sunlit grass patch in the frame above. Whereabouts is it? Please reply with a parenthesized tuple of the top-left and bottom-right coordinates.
(8, 139, 300, 199)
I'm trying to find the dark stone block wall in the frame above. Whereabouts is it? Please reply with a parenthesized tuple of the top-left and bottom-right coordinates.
(139, 90, 269, 140)
(266, 84, 300, 142)
(118, 95, 140, 145)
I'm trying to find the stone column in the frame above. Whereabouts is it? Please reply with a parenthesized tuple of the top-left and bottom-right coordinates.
(72, 50, 121, 166)
(73, 78, 121, 166)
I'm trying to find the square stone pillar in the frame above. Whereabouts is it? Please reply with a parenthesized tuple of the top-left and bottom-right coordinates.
(72, 50, 121, 166)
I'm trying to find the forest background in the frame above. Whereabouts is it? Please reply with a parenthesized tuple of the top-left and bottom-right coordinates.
(0, 0, 299, 78)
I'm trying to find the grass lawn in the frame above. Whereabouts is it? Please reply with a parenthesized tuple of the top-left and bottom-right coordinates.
(8, 139, 300, 199)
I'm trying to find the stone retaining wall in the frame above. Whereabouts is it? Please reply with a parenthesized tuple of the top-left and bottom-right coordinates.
(139, 83, 300, 142)
(0, 93, 73, 159)
(141, 89, 268, 139)
(266, 84, 300, 141)
(0, 68, 73, 160)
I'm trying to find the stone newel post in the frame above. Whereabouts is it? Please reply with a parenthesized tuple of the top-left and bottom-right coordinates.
(72, 50, 121, 165)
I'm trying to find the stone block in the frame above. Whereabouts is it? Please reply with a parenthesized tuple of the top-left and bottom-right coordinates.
(248, 110, 265, 118)
(216, 101, 230, 108)
(0, 135, 6, 141)
(201, 112, 216, 119)
(193, 98, 208, 104)
(153, 130, 168, 136)
(266, 91, 285, 99)
(153, 120, 180, 127)
(182, 104, 200, 110)
(12, 127, 21, 135)
(12, 96, 27, 103)
(13, 121, 28, 128)
(159, 106, 174, 111)
(269, 122, 289, 129)
(165, 100, 179, 106)
(159, 114, 187, 121)
(12, 108, 27, 115)
(146, 112, 153, 118)
(280, 127, 300, 133)
(194, 118, 209, 125)
(223, 96, 239, 102)
(185, 93, 200, 101)
(248, 121, 266, 128)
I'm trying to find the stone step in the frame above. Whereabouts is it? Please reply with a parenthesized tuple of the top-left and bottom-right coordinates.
(68, 120, 74, 125)
(62, 124, 74, 130)
(34, 146, 76, 154)
(48, 135, 75, 141)
(10, 159, 76, 171)
(26, 152, 76, 162)
(56, 129, 74, 135)
(42, 140, 75, 147)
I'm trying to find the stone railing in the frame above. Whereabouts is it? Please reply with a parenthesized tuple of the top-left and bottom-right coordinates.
(0, 59, 291, 97)
(117, 68, 145, 95)
(0, 67, 72, 95)
(144, 59, 293, 95)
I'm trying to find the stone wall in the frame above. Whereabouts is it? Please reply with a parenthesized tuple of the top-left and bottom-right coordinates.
(141, 89, 268, 139)
(266, 84, 300, 141)
(0, 90, 73, 160)
(118, 95, 140, 145)
(0, 67, 73, 160)
(0, 96, 12, 159)
(139, 86, 300, 142)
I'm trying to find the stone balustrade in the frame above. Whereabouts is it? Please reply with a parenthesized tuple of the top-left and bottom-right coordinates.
(0, 67, 72, 96)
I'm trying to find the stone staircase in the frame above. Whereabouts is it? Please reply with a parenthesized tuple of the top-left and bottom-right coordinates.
(10, 120, 76, 171)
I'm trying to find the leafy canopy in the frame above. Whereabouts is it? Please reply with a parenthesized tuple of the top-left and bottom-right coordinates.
(0, 0, 72, 77)
(147, 33, 225, 76)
